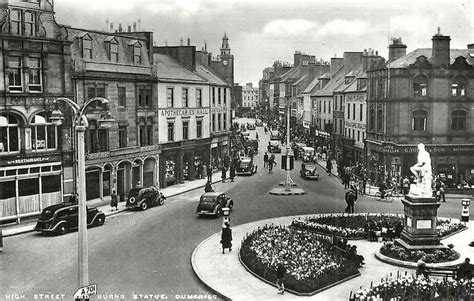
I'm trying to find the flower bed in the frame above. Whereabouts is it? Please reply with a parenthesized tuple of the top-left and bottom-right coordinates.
(291, 214, 466, 240)
(379, 241, 459, 263)
(239, 225, 360, 294)
(353, 274, 471, 300)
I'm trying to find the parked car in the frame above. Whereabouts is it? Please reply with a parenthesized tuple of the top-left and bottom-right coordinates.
(126, 186, 166, 210)
(34, 202, 105, 235)
(300, 162, 320, 180)
(196, 192, 234, 216)
(237, 157, 258, 175)
(268, 140, 282, 153)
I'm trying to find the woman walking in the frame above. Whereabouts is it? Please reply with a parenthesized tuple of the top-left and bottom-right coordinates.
(220, 222, 232, 254)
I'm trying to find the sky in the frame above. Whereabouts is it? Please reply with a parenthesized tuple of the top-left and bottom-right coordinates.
(55, 0, 474, 86)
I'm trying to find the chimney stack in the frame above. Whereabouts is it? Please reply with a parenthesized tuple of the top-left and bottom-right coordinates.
(106, 19, 109, 32)
(133, 22, 137, 32)
(343, 52, 362, 75)
(138, 19, 141, 31)
(388, 37, 407, 63)
(180, 38, 184, 46)
(432, 28, 451, 66)
(204, 41, 207, 52)
(330, 57, 343, 77)
(128, 25, 131, 32)
(118, 23, 123, 32)
(467, 43, 474, 50)
(187, 38, 191, 46)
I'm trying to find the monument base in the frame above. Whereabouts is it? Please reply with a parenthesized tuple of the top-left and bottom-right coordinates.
(394, 238, 447, 250)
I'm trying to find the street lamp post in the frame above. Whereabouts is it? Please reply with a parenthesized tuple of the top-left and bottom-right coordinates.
(49, 97, 114, 294)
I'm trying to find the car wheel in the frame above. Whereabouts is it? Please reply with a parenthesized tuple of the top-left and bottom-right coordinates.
(129, 196, 136, 204)
(57, 224, 67, 235)
(140, 202, 148, 210)
(157, 196, 164, 206)
(215, 206, 222, 216)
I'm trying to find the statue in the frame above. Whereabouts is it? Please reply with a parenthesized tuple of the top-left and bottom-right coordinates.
(409, 143, 432, 197)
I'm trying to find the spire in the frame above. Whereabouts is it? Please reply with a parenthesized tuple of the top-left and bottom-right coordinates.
(220, 33, 230, 55)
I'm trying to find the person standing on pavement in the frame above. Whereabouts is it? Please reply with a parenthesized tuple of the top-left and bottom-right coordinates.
(345, 188, 356, 213)
(207, 164, 213, 183)
(230, 162, 236, 182)
(221, 166, 227, 183)
(220, 222, 232, 254)
(110, 190, 118, 211)
(276, 263, 286, 295)
(263, 152, 269, 168)
(326, 158, 332, 176)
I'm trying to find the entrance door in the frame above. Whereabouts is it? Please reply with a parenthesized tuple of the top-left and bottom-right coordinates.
(117, 167, 125, 202)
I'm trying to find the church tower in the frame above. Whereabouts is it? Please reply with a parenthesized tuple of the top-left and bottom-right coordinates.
(211, 33, 234, 86)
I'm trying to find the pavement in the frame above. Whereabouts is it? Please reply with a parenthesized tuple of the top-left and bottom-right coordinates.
(191, 216, 474, 301)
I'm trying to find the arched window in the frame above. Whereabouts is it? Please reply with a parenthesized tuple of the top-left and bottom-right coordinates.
(31, 112, 57, 152)
(368, 109, 375, 131)
(0, 114, 20, 154)
(412, 110, 428, 131)
(451, 76, 466, 97)
(451, 110, 467, 131)
(376, 109, 383, 132)
(413, 75, 428, 97)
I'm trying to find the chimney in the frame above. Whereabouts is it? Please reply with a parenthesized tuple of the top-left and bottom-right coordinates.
(128, 25, 131, 32)
(106, 19, 109, 32)
(133, 22, 137, 32)
(118, 23, 123, 32)
(110, 22, 114, 32)
(187, 38, 191, 46)
(432, 27, 451, 66)
(138, 19, 141, 31)
(180, 38, 184, 46)
(467, 43, 474, 50)
(343, 52, 362, 74)
(330, 57, 343, 77)
(204, 41, 207, 52)
(388, 37, 407, 63)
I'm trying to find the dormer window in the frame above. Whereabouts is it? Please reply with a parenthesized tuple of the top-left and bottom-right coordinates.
(413, 75, 428, 97)
(81, 34, 92, 59)
(128, 40, 142, 65)
(105, 37, 119, 62)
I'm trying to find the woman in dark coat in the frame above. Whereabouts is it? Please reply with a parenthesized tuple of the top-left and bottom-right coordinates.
(221, 222, 232, 254)
(229, 163, 236, 182)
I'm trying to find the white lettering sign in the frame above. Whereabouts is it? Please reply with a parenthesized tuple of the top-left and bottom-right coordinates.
(73, 284, 97, 299)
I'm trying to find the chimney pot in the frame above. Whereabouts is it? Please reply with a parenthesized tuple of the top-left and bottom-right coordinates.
(180, 38, 183, 46)
(467, 43, 474, 49)
(187, 38, 190, 46)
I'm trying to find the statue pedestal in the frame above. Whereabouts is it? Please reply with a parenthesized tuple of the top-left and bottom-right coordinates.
(395, 195, 446, 250)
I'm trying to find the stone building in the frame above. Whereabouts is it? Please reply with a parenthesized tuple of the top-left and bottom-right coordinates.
(242, 83, 258, 109)
(366, 31, 474, 186)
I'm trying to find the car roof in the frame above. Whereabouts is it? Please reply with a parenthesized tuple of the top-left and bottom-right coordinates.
(43, 202, 77, 211)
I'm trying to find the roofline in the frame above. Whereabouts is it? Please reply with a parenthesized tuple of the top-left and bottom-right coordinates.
(68, 26, 150, 42)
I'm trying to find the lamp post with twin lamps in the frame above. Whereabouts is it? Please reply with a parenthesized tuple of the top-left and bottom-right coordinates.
(49, 97, 114, 298)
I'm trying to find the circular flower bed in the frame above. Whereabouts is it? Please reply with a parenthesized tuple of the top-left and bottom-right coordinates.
(379, 241, 459, 263)
(353, 275, 471, 300)
(291, 214, 466, 239)
(240, 225, 360, 294)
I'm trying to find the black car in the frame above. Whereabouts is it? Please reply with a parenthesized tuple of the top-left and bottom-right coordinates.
(196, 192, 234, 216)
(34, 202, 105, 235)
(126, 186, 166, 210)
(300, 162, 320, 180)
(237, 157, 257, 175)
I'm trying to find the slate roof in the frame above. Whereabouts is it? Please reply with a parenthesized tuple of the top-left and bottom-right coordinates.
(334, 64, 364, 93)
(154, 53, 206, 83)
(302, 76, 320, 94)
(196, 64, 228, 86)
(312, 65, 345, 97)
(387, 48, 474, 68)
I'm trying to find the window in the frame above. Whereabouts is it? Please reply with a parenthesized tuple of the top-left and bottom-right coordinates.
(196, 89, 202, 107)
(182, 121, 189, 140)
(0, 114, 20, 154)
(323, 101, 326, 113)
(223, 88, 227, 105)
(134, 44, 141, 64)
(138, 88, 151, 107)
(182, 88, 189, 107)
(83, 36, 92, 59)
(223, 113, 227, 130)
(167, 122, 174, 141)
(110, 41, 118, 62)
(413, 76, 428, 97)
(357, 130, 360, 142)
(139, 118, 153, 146)
(451, 77, 466, 97)
(212, 114, 216, 132)
(339, 119, 342, 134)
(118, 126, 127, 148)
(118, 87, 126, 107)
(360, 104, 363, 121)
(352, 104, 356, 120)
(412, 110, 427, 131)
(8, 56, 22, 92)
(31, 113, 57, 152)
(369, 109, 375, 131)
(347, 104, 350, 119)
(28, 57, 42, 92)
(10, 9, 21, 35)
(197, 120, 202, 138)
(377, 109, 383, 132)
(24, 11, 35, 36)
(218, 88, 221, 105)
(86, 121, 109, 153)
(87, 84, 107, 108)
(451, 110, 467, 131)
(212, 87, 216, 106)
(217, 114, 222, 131)
(167, 87, 174, 107)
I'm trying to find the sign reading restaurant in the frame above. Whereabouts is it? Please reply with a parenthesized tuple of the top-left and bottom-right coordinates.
(160, 108, 209, 117)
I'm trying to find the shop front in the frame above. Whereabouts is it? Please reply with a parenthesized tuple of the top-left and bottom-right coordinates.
(211, 135, 230, 171)
(0, 154, 63, 223)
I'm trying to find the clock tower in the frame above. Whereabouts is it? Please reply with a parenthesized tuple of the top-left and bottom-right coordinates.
(211, 33, 234, 86)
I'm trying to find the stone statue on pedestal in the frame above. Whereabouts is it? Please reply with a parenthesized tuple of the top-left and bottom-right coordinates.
(409, 143, 432, 197)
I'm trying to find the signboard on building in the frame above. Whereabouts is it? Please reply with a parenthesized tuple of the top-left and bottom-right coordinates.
(160, 108, 209, 117)
(3, 154, 62, 167)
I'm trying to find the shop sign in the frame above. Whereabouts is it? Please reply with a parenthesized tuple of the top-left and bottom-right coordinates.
(303, 121, 310, 129)
(4, 155, 61, 166)
(211, 106, 228, 113)
(160, 108, 209, 117)
(333, 111, 344, 118)
(345, 121, 366, 130)
(369, 143, 474, 155)
(346, 94, 365, 102)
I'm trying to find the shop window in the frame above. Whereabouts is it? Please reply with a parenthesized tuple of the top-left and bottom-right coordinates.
(197, 120, 202, 138)
(31, 113, 57, 152)
(413, 75, 428, 97)
(182, 121, 189, 140)
(41, 175, 61, 193)
(167, 122, 174, 141)
(118, 126, 127, 148)
(412, 110, 427, 131)
(8, 56, 23, 92)
(451, 110, 467, 131)
(28, 57, 42, 92)
(196, 89, 202, 107)
(118, 87, 126, 107)
(182, 88, 189, 107)
(86, 167, 100, 200)
(103, 165, 111, 197)
(24, 11, 35, 36)
(167, 87, 174, 107)
(0, 180, 16, 199)
(377, 109, 383, 132)
(10, 9, 21, 35)
(19, 178, 39, 196)
(451, 77, 466, 97)
(0, 114, 20, 154)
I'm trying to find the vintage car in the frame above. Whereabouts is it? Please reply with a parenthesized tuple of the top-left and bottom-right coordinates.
(126, 186, 166, 210)
(300, 162, 320, 180)
(247, 123, 256, 130)
(270, 130, 281, 140)
(34, 202, 105, 235)
(268, 140, 282, 153)
(196, 192, 234, 216)
(245, 139, 259, 154)
(237, 157, 258, 175)
(302, 146, 315, 162)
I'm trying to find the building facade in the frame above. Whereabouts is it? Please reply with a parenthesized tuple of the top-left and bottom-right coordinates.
(242, 83, 258, 109)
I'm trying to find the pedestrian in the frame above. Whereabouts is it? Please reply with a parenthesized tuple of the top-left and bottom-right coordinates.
(230, 163, 236, 182)
(220, 222, 232, 254)
(207, 164, 213, 183)
(204, 181, 214, 192)
(402, 176, 410, 195)
(345, 188, 356, 213)
(276, 263, 286, 295)
(456, 258, 473, 280)
(221, 166, 227, 183)
(110, 190, 118, 211)
(326, 158, 332, 176)
(263, 152, 269, 168)
(416, 256, 430, 278)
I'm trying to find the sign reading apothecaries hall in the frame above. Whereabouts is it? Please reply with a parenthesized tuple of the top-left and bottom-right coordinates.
(161, 108, 209, 117)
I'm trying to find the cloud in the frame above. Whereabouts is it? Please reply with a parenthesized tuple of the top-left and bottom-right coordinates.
(315, 19, 370, 37)
(263, 19, 317, 36)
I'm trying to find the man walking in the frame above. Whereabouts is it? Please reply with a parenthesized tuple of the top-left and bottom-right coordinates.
(345, 188, 356, 213)
(207, 164, 213, 183)
(263, 152, 269, 168)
